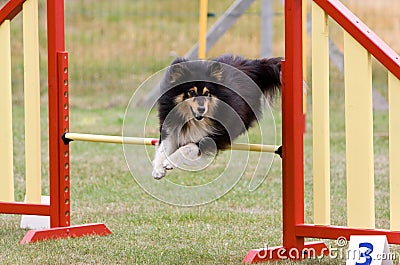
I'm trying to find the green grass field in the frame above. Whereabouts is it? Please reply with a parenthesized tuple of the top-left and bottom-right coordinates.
(1, 0, 399, 264)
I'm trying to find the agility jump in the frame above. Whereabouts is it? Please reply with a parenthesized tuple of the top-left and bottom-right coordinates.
(244, 0, 400, 262)
(0, 0, 281, 244)
(2, 0, 400, 264)
(0, 0, 111, 243)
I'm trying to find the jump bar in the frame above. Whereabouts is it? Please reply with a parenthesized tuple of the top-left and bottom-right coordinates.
(62, 132, 282, 157)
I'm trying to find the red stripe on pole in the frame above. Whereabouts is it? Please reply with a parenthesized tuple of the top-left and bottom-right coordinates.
(58, 51, 70, 227)
(47, 0, 65, 228)
(282, 0, 305, 252)
(0, 0, 25, 24)
(0, 202, 50, 216)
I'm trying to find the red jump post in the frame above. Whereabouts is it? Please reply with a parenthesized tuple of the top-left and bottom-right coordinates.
(0, 0, 111, 244)
(243, 0, 328, 262)
(20, 0, 111, 244)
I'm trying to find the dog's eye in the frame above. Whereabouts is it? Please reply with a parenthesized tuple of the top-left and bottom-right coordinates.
(203, 91, 210, 97)
(188, 90, 196, 97)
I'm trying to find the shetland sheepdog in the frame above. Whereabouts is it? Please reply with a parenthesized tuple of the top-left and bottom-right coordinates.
(152, 54, 282, 179)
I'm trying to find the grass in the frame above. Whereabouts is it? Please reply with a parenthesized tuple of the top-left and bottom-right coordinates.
(1, 0, 400, 264)
(1, 70, 397, 264)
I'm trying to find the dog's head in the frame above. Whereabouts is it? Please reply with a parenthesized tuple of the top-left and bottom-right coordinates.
(174, 83, 216, 121)
(164, 58, 223, 121)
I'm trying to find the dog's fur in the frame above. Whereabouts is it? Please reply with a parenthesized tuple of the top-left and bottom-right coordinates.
(152, 54, 282, 179)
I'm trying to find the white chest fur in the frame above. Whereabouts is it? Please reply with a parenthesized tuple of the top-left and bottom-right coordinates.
(174, 118, 215, 147)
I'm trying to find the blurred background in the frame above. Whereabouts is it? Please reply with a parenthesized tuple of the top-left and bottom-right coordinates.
(3, 0, 399, 108)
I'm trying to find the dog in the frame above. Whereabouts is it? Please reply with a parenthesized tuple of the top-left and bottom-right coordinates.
(152, 54, 282, 179)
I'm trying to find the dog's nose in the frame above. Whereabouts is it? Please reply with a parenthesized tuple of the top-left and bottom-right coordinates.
(198, 106, 206, 114)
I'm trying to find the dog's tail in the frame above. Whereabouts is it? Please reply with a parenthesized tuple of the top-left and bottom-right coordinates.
(255, 57, 282, 101)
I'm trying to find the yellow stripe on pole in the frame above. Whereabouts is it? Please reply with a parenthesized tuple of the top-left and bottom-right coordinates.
(66, 133, 156, 145)
(311, 2, 330, 225)
(0, 20, 14, 202)
(23, 0, 42, 204)
(198, 0, 208, 59)
(64, 133, 280, 154)
(389, 72, 400, 231)
(344, 32, 375, 229)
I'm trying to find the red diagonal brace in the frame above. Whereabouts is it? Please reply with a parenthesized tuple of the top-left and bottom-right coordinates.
(20, 223, 112, 244)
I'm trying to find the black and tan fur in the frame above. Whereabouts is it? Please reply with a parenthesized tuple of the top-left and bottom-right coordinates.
(152, 54, 282, 179)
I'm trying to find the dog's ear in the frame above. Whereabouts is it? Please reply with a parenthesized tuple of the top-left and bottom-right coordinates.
(207, 61, 223, 82)
(168, 57, 188, 84)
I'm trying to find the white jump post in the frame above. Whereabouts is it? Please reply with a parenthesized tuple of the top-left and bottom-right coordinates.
(311, 2, 330, 225)
(23, 0, 42, 204)
(344, 31, 375, 229)
(389, 72, 400, 231)
(21, 0, 49, 229)
(0, 19, 14, 202)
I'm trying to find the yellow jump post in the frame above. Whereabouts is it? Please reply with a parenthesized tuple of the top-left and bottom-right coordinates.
(23, 0, 42, 204)
(311, 2, 330, 225)
(389, 73, 400, 231)
(344, 32, 375, 229)
(0, 19, 14, 202)
(198, 0, 208, 59)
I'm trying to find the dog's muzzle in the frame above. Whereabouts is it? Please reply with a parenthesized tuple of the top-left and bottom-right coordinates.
(190, 106, 205, 120)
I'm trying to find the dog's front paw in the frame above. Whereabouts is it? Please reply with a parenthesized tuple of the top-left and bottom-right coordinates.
(152, 167, 166, 180)
(163, 159, 176, 170)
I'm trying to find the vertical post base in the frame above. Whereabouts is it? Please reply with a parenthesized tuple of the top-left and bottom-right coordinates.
(20, 223, 111, 244)
(243, 241, 329, 263)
